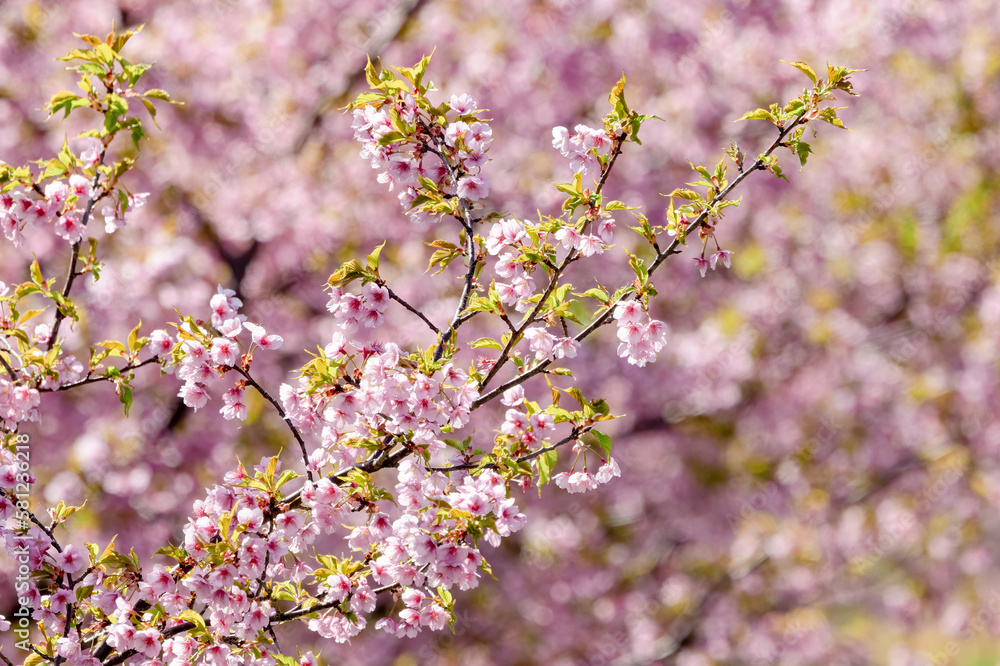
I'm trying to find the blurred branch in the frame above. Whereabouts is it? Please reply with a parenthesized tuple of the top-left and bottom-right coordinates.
(648, 450, 932, 662)
(291, 0, 429, 154)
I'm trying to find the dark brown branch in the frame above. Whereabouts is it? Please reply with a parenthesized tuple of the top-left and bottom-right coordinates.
(234, 367, 314, 482)
(385, 286, 438, 333)
(292, 0, 430, 154)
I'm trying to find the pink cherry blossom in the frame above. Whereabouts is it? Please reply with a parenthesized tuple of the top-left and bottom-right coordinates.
(456, 174, 490, 201)
(711, 249, 734, 270)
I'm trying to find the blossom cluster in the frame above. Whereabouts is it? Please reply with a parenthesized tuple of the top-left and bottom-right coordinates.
(0, 378, 41, 429)
(173, 285, 283, 419)
(486, 216, 606, 315)
(553, 452, 621, 493)
(612, 299, 669, 367)
(281, 338, 479, 460)
(693, 248, 734, 278)
(0, 156, 148, 247)
(552, 123, 614, 182)
(326, 282, 390, 332)
(351, 92, 493, 225)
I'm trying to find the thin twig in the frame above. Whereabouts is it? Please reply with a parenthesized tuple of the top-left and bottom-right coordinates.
(234, 367, 314, 482)
(386, 286, 438, 333)
(38, 355, 162, 393)
(0, 351, 15, 380)
(428, 427, 587, 472)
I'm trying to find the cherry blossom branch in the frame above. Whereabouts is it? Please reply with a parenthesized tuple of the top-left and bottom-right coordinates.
(428, 426, 589, 472)
(233, 367, 314, 482)
(422, 133, 482, 361)
(474, 116, 809, 408)
(433, 229, 478, 362)
(282, 439, 412, 510)
(11, 501, 63, 553)
(647, 115, 809, 271)
(38, 355, 162, 393)
(276, 578, 401, 622)
(48, 149, 107, 351)
(478, 133, 628, 391)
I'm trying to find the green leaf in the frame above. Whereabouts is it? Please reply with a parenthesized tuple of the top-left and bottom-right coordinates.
(119, 383, 133, 417)
(367, 240, 387, 272)
(14, 282, 42, 298)
(607, 73, 629, 117)
(364, 55, 382, 89)
(353, 91, 384, 107)
(563, 386, 587, 410)
(377, 131, 406, 146)
(30, 259, 43, 285)
(578, 287, 609, 301)
(111, 25, 145, 54)
(736, 108, 775, 123)
(98, 340, 128, 354)
(17, 309, 46, 325)
(264, 455, 279, 481)
(668, 188, 701, 201)
(327, 259, 368, 288)
(140, 98, 159, 128)
(121, 60, 152, 87)
(784, 98, 805, 116)
(463, 296, 497, 314)
(57, 48, 102, 64)
(536, 449, 557, 488)
(46, 91, 90, 119)
(40, 158, 67, 183)
(471, 337, 503, 351)
(818, 107, 848, 129)
(274, 469, 300, 490)
(554, 178, 582, 196)
(176, 609, 207, 632)
(626, 251, 649, 284)
(94, 43, 116, 65)
(142, 89, 174, 103)
(427, 242, 462, 276)
(127, 320, 142, 354)
(393, 53, 433, 90)
(592, 429, 613, 456)
(24, 653, 47, 666)
(782, 60, 817, 84)
(792, 140, 812, 167)
(827, 64, 864, 89)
